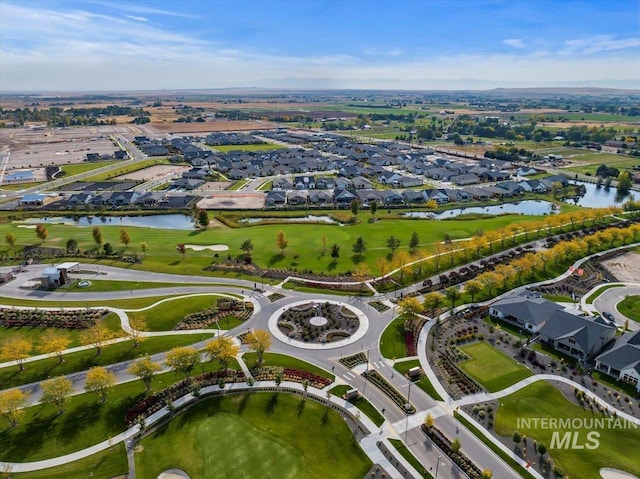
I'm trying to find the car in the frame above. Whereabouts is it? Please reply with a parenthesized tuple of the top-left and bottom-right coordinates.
(602, 311, 614, 321)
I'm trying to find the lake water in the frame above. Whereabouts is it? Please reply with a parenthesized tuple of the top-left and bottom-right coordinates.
(563, 181, 640, 208)
(404, 200, 557, 219)
(240, 215, 343, 225)
(19, 214, 196, 230)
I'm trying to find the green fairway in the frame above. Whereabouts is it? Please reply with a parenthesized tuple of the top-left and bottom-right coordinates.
(127, 294, 226, 331)
(458, 342, 532, 392)
(242, 352, 335, 380)
(380, 315, 407, 359)
(68, 279, 209, 292)
(617, 295, 640, 322)
(0, 333, 213, 390)
(12, 444, 127, 479)
(135, 393, 372, 479)
(494, 381, 640, 479)
(393, 359, 443, 400)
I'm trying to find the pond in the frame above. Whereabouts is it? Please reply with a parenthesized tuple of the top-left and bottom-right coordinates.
(563, 181, 640, 208)
(403, 200, 557, 219)
(18, 214, 196, 230)
(239, 215, 343, 225)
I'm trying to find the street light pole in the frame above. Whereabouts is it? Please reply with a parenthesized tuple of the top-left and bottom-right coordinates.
(435, 455, 442, 478)
(404, 381, 412, 442)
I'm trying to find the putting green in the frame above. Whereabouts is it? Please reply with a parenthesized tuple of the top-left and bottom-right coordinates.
(135, 393, 371, 479)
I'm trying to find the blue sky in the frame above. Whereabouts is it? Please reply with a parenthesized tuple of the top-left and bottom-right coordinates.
(1, 0, 639, 91)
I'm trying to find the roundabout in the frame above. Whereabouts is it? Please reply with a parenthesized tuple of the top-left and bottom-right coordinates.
(268, 299, 369, 350)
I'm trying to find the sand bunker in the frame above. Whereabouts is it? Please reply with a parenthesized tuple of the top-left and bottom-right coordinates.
(17, 225, 37, 229)
(601, 468, 639, 479)
(185, 244, 229, 251)
(158, 469, 191, 479)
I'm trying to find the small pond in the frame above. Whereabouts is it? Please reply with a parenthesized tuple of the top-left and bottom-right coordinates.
(18, 214, 196, 230)
(404, 200, 557, 219)
(240, 215, 343, 225)
(563, 181, 640, 208)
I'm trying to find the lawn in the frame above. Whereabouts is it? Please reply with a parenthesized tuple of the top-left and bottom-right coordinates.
(494, 381, 640, 479)
(617, 295, 640, 322)
(388, 438, 434, 479)
(12, 444, 127, 479)
(58, 160, 119, 177)
(393, 359, 443, 400)
(242, 352, 335, 381)
(329, 385, 384, 427)
(135, 393, 372, 479)
(379, 315, 407, 359)
(0, 333, 213, 390)
(458, 342, 532, 392)
(0, 312, 123, 355)
(127, 294, 226, 331)
(82, 158, 168, 182)
(0, 294, 178, 309)
(0, 361, 231, 462)
(68, 279, 206, 293)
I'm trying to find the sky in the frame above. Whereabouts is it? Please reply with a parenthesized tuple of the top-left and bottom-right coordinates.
(1, 0, 639, 92)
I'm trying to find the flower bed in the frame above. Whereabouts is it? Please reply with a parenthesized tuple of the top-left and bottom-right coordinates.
(0, 307, 108, 329)
(404, 330, 417, 356)
(437, 354, 482, 396)
(422, 424, 483, 479)
(250, 366, 332, 390)
(268, 293, 285, 302)
(368, 301, 390, 312)
(175, 299, 253, 330)
(362, 370, 415, 414)
(125, 370, 245, 426)
(277, 301, 359, 344)
(289, 279, 365, 293)
(339, 352, 367, 368)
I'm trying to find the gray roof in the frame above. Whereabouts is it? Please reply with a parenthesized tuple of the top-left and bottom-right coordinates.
(596, 330, 640, 373)
(539, 311, 616, 353)
(491, 296, 563, 326)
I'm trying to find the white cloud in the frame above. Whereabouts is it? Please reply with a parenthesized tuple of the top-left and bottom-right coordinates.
(503, 38, 526, 49)
(125, 15, 148, 22)
(562, 35, 640, 55)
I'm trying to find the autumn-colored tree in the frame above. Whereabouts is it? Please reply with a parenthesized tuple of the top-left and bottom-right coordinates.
(0, 335, 32, 371)
(463, 280, 482, 302)
(165, 346, 200, 378)
(494, 264, 514, 290)
(422, 292, 444, 317)
(41, 376, 73, 414)
(0, 389, 29, 427)
(424, 412, 434, 428)
(81, 322, 115, 356)
(176, 243, 186, 259)
(128, 316, 147, 347)
(398, 296, 423, 321)
(393, 250, 412, 283)
(205, 336, 239, 371)
(275, 230, 288, 254)
(140, 241, 148, 257)
(376, 257, 390, 279)
(84, 366, 117, 403)
(5, 232, 16, 253)
(477, 271, 499, 297)
(119, 228, 130, 249)
(246, 329, 271, 364)
(445, 286, 461, 311)
(40, 330, 71, 363)
(128, 355, 162, 392)
(321, 235, 328, 255)
(92, 226, 103, 248)
(352, 263, 370, 294)
(35, 224, 48, 244)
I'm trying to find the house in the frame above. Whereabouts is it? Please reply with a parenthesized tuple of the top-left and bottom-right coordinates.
(425, 167, 455, 181)
(334, 188, 357, 205)
(489, 295, 564, 333)
(135, 192, 166, 207)
(443, 188, 473, 203)
(86, 153, 101, 161)
(401, 176, 423, 188)
(450, 173, 479, 186)
(524, 179, 549, 193)
(352, 177, 373, 189)
(356, 189, 382, 206)
(309, 190, 333, 205)
(114, 150, 128, 160)
(66, 193, 93, 207)
(380, 190, 404, 205)
(538, 312, 616, 361)
(403, 190, 428, 203)
(182, 168, 209, 180)
(287, 191, 308, 205)
(378, 171, 404, 185)
(293, 176, 315, 190)
(481, 171, 511, 182)
(171, 178, 204, 190)
(425, 189, 450, 204)
(315, 177, 336, 190)
(595, 330, 640, 393)
(495, 181, 523, 196)
(266, 190, 286, 207)
(272, 178, 293, 190)
(5, 170, 36, 183)
(107, 191, 140, 206)
(40, 262, 78, 289)
(19, 194, 57, 208)
(516, 167, 538, 176)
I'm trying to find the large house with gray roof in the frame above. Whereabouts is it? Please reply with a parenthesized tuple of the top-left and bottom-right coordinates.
(595, 330, 640, 393)
(489, 295, 563, 333)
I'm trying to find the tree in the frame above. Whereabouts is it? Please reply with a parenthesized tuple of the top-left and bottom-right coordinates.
(617, 171, 632, 195)
(445, 286, 461, 311)
(478, 271, 499, 297)
(330, 243, 340, 262)
(128, 316, 147, 347)
(35, 224, 48, 244)
(119, 228, 130, 249)
(40, 330, 71, 363)
(140, 241, 148, 257)
(197, 209, 210, 228)
(409, 231, 419, 253)
(394, 250, 412, 283)
(92, 226, 103, 248)
(5, 232, 16, 253)
(424, 412, 434, 428)
(165, 346, 200, 378)
(176, 243, 186, 259)
(275, 230, 288, 254)
(66, 238, 78, 254)
(205, 336, 239, 371)
(512, 430, 522, 446)
(463, 280, 482, 302)
(240, 239, 254, 254)
(423, 292, 444, 317)
(84, 366, 116, 403)
(81, 322, 115, 356)
(386, 235, 401, 256)
(0, 335, 32, 371)
(321, 235, 328, 255)
(481, 470, 493, 479)
(350, 199, 359, 219)
(128, 355, 162, 392)
(369, 200, 377, 218)
(537, 442, 547, 456)
(246, 329, 271, 364)
(398, 297, 422, 321)
(0, 389, 29, 427)
(451, 437, 461, 453)
(352, 236, 366, 258)
(103, 242, 113, 256)
(41, 377, 73, 414)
